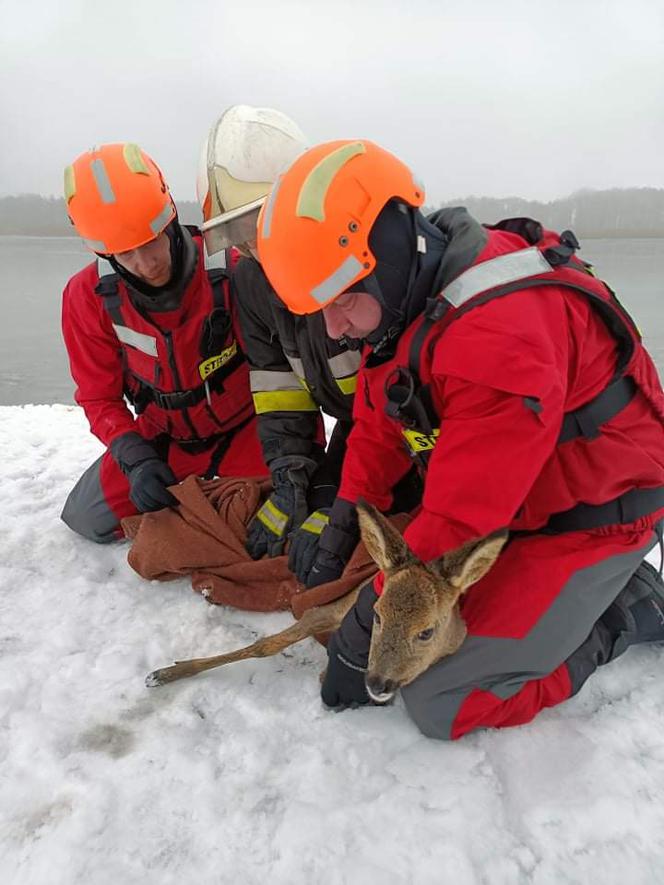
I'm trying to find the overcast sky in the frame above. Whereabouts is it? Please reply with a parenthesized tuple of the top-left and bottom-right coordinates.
(2, 0, 663, 205)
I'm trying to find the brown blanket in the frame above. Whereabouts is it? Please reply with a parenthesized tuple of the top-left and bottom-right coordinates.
(122, 475, 412, 615)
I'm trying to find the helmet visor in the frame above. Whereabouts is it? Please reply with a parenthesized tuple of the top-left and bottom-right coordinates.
(201, 198, 263, 255)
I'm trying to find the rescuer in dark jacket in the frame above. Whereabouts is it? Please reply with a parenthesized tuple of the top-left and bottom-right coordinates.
(198, 107, 420, 579)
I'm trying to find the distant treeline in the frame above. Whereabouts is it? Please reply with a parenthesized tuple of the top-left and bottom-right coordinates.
(0, 195, 203, 236)
(2, 188, 664, 238)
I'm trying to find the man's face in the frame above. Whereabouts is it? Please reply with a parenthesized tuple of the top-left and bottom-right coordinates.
(322, 291, 383, 341)
(114, 232, 171, 286)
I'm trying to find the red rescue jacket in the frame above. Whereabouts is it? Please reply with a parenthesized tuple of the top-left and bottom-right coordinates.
(62, 233, 254, 447)
(338, 218, 664, 562)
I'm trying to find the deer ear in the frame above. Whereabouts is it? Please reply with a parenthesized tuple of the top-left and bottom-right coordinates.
(357, 500, 415, 572)
(430, 531, 508, 596)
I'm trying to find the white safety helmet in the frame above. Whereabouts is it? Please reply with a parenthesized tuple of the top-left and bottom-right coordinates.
(197, 104, 308, 255)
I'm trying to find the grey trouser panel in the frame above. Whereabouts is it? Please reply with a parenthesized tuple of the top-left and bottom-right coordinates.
(401, 531, 659, 740)
(61, 454, 120, 544)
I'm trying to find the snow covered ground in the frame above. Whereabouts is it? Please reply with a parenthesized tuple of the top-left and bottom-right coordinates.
(1, 404, 663, 885)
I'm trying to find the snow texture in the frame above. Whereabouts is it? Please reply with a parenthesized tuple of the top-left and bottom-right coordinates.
(1, 404, 663, 885)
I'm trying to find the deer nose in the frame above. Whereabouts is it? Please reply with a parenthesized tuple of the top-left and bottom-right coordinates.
(365, 673, 397, 704)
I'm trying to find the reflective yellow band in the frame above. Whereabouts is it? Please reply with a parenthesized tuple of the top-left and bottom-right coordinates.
(300, 510, 330, 535)
(123, 143, 150, 175)
(256, 498, 289, 536)
(252, 389, 318, 414)
(297, 142, 366, 222)
(199, 341, 237, 380)
(335, 374, 357, 395)
(64, 165, 76, 203)
(402, 427, 440, 453)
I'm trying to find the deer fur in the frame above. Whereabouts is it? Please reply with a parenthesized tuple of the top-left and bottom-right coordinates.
(145, 502, 507, 693)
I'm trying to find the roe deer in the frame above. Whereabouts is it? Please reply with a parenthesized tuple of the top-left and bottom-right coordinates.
(146, 502, 508, 697)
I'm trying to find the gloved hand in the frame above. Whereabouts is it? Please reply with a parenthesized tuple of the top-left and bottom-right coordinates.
(306, 553, 347, 588)
(304, 497, 359, 587)
(110, 432, 177, 513)
(321, 580, 380, 709)
(321, 631, 371, 709)
(246, 457, 317, 560)
(288, 508, 331, 583)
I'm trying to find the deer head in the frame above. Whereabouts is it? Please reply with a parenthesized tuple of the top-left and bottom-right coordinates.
(357, 502, 508, 704)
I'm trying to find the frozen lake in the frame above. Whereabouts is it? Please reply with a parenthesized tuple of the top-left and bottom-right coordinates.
(0, 234, 662, 406)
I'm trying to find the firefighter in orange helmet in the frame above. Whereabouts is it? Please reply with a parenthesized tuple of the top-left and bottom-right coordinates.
(61, 143, 267, 542)
(256, 139, 664, 739)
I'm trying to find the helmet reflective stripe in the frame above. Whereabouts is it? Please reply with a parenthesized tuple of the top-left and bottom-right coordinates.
(296, 141, 366, 222)
(64, 166, 76, 203)
(260, 176, 282, 240)
(112, 323, 158, 357)
(149, 202, 174, 237)
(311, 255, 364, 304)
(442, 247, 554, 308)
(122, 142, 150, 175)
(91, 159, 116, 204)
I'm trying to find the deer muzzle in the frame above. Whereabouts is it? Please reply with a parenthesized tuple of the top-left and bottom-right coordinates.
(365, 673, 398, 704)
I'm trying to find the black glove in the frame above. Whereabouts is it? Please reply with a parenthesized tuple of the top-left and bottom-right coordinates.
(321, 580, 379, 710)
(321, 632, 371, 709)
(110, 432, 177, 513)
(304, 497, 359, 587)
(288, 507, 331, 583)
(246, 456, 317, 560)
(288, 459, 339, 582)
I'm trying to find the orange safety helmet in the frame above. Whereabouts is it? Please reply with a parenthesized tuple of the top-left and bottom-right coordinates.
(64, 143, 176, 255)
(256, 139, 425, 314)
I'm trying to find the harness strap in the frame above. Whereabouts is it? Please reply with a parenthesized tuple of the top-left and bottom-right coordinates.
(94, 248, 241, 411)
(558, 376, 636, 443)
(136, 368, 228, 411)
(538, 486, 664, 534)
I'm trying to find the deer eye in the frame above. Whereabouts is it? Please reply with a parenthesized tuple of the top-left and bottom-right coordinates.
(417, 627, 434, 641)
(373, 611, 381, 627)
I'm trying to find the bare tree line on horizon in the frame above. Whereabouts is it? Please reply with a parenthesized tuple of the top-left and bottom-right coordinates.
(1, 188, 664, 238)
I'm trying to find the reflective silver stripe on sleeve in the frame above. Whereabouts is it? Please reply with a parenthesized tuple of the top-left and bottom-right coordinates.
(91, 159, 116, 204)
(112, 324, 158, 357)
(149, 203, 174, 236)
(327, 350, 361, 378)
(285, 354, 305, 379)
(249, 369, 304, 392)
(441, 247, 554, 308)
(311, 255, 363, 305)
(261, 176, 282, 239)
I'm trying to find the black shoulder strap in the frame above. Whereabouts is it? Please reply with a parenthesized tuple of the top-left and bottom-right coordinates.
(94, 257, 124, 325)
